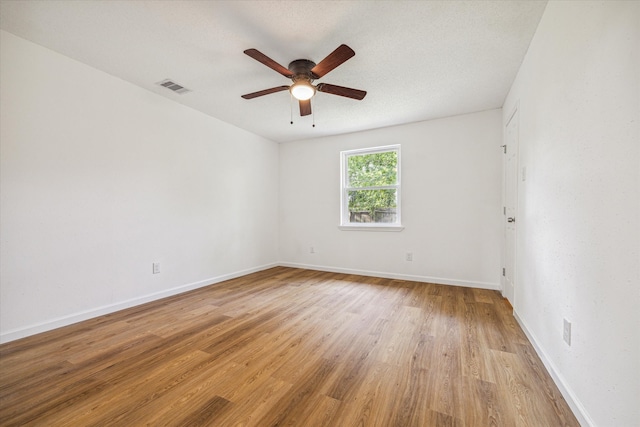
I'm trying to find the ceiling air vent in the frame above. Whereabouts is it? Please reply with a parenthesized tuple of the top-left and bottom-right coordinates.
(156, 79, 191, 94)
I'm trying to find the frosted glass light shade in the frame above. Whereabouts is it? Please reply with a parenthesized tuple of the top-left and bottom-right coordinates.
(290, 82, 315, 100)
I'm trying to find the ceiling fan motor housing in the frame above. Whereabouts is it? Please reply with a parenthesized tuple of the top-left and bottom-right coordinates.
(288, 59, 317, 81)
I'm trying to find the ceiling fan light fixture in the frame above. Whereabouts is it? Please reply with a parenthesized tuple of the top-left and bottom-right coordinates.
(290, 81, 316, 101)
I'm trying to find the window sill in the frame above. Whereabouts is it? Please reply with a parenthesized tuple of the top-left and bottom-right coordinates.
(338, 224, 405, 232)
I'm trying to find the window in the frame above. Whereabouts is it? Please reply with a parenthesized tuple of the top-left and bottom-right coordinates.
(340, 145, 402, 230)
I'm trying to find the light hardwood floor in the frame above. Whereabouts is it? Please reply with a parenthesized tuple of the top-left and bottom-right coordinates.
(0, 267, 579, 426)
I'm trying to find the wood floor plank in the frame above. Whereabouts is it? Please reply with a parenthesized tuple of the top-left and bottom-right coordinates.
(0, 267, 579, 426)
(213, 376, 292, 426)
(33, 350, 214, 427)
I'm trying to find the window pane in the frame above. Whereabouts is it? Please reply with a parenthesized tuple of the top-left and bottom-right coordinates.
(348, 189, 397, 223)
(347, 151, 397, 188)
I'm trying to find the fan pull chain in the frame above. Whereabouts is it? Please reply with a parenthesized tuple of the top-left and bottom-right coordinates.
(290, 93, 294, 125)
(312, 97, 315, 128)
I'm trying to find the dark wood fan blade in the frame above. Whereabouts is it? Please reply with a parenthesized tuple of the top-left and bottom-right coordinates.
(310, 44, 355, 78)
(299, 99, 312, 116)
(244, 49, 293, 78)
(241, 85, 290, 99)
(317, 83, 367, 100)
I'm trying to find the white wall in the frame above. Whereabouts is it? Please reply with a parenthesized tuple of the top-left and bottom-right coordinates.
(502, 2, 639, 426)
(279, 110, 503, 289)
(0, 31, 279, 342)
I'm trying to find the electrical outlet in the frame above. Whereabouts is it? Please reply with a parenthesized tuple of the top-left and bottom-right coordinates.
(309, 246, 315, 254)
(406, 252, 413, 262)
(152, 262, 160, 274)
(563, 318, 571, 346)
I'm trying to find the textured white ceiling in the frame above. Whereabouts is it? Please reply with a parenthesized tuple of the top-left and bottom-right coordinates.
(0, 1, 547, 143)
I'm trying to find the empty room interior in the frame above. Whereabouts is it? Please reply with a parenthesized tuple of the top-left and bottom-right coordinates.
(0, 1, 638, 426)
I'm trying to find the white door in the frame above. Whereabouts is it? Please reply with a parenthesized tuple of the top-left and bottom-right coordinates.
(503, 108, 519, 305)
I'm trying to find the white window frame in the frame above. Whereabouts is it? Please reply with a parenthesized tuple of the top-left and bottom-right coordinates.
(339, 145, 404, 231)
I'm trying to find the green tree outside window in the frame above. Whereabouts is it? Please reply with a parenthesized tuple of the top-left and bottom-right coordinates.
(346, 150, 398, 223)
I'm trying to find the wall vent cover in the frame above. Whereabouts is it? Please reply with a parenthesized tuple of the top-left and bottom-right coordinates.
(156, 79, 191, 94)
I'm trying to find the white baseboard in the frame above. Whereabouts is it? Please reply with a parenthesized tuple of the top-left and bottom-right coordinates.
(513, 310, 593, 427)
(278, 262, 500, 290)
(0, 262, 279, 344)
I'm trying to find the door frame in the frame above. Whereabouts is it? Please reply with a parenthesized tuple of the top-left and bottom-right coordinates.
(502, 103, 519, 305)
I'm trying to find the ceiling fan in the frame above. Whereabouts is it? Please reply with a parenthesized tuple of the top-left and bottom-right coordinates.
(241, 44, 367, 117)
